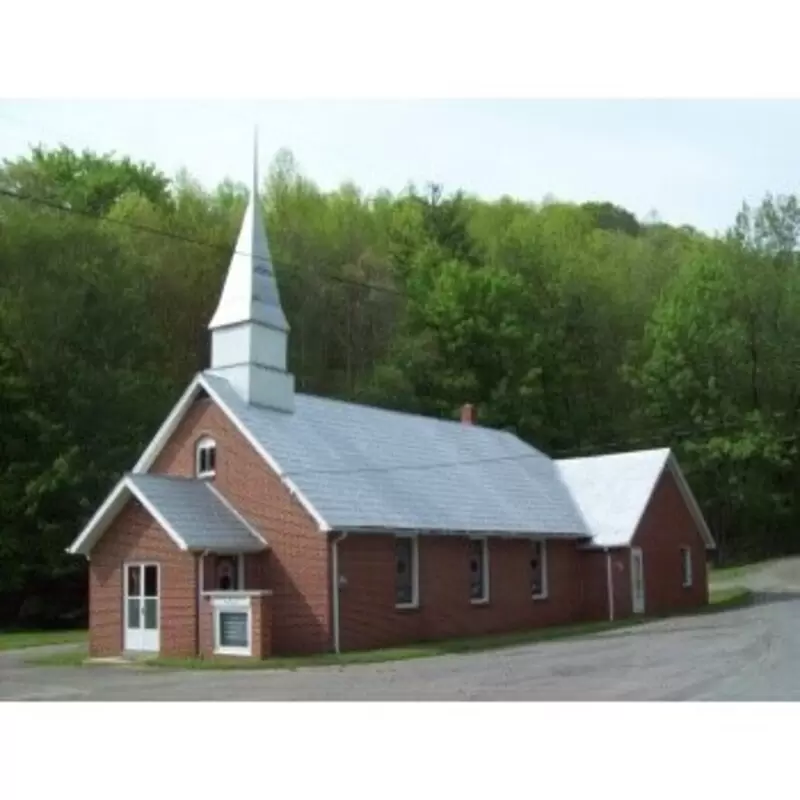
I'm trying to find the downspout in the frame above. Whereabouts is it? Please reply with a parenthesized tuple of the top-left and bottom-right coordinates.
(605, 548, 615, 622)
(194, 553, 201, 656)
(331, 532, 348, 655)
(195, 550, 209, 657)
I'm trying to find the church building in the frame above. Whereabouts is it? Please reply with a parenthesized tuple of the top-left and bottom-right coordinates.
(68, 141, 716, 660)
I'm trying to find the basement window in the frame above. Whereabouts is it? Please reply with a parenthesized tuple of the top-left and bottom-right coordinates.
(195, 436, 217, 479)
(681, 547, 693, 588)
(395, 536, 419, 609)
(469, 537, 490, 604)
(531, 539, 548, 600)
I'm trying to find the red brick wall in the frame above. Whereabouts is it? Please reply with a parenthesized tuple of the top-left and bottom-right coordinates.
(151, 397, 330, 655)
(254, 595, 272, 658)
(199, 596, 214, 656)
(89, 499, 198, 658)
(337, 535, 585, 652)
(580, 550, 609, 622)
(581, 548, 633, 622)
(89, 391, 710, 658)
(632, 467, 709, 615)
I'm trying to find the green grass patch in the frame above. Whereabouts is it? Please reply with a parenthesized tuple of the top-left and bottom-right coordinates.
(25, 585, 754, 671)
(148, 623, 647, 670)
(24, 648, 89, 667)
(31, 618, 648, 671)
(145, 587, 755, 669)
(709, 559, 769, 584)
(707, 585, 753, 611)
(0, 629, 86, 652)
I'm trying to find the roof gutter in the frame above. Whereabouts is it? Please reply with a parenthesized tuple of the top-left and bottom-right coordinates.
(331, 532, 348, 655)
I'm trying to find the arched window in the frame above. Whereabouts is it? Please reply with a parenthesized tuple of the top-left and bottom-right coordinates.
(195, 436, 217, 478)
(215, 555, 239, 591)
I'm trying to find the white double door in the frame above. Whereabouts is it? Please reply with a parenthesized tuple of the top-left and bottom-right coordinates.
(124, 563, 160, 652)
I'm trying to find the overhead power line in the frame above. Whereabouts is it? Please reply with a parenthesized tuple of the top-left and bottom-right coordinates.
(0, 186, 407, 298)
(2, 184, 795, 463)
(270, 416, 796, 478)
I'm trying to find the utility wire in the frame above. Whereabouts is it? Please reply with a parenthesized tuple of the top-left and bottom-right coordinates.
(2, 183, 795, 464)
(552, 421, 797, 459)
(271, 415, 796, 478)
(0, 186, 408, 298)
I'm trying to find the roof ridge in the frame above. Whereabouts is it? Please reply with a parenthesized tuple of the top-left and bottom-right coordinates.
(202, 370, 505, 434)
(556, 446, 671, 465)
(293, 391, 495, 431)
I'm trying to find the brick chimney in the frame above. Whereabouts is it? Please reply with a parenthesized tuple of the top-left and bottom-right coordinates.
(460, 403, 475, 425)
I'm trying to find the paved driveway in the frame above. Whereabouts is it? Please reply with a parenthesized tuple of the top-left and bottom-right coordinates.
(2, 564, 799, 700)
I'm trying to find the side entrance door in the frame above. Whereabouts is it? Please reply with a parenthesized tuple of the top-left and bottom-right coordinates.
(630, 547, 645, 614)
(124, 563, 160, 652)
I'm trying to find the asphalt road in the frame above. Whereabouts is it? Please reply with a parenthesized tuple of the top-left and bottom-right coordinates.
(2, 562, 799, 701)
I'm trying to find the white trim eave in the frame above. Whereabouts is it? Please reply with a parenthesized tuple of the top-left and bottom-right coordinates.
(583, 450, 716, 552)
(126, 479, 189, 552)
(130, 372, 331, 534)
(133, 374, 205, 473)
(67, 477, 128, 555)
(67, 476, 189, 556)
(665, 452, 716, 550)
(206, 483, 269, 548)
(201, 376, 331, 533)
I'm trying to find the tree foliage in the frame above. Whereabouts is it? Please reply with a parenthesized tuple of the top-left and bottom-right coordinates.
(0, 144, 797, 624)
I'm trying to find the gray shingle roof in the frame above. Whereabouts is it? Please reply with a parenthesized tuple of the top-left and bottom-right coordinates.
(127, 473, 266, 552)
(555, 449, 671, 547)
(202, 372, 590, 537)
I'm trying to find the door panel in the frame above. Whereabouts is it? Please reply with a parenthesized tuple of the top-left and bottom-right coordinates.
(124, 563, 160, 652)
(144, 565, 158, 597)
(630, 548, 645, 614)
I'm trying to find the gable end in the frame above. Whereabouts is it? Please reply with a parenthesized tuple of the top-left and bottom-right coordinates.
(68, 477, 189, 556)
(131, 374, 330, 533)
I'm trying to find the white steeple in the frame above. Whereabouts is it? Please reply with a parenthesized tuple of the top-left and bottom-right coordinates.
(207, 130, 295, 412)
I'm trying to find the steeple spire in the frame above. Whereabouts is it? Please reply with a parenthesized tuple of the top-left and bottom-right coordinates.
(209, 128, 288, 333)
(206, 130, 295, 412)
(253, 124, 259, 198)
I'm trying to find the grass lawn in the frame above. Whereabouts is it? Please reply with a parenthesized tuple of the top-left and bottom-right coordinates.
(709, 565, 753, 583)
(25, 585, 753, 671)
(0, 629, 87, 652)
(706, 585, 753, 611)
(709, 558, 770, 585)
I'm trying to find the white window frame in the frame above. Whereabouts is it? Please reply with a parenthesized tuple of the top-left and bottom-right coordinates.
(212, 596, 252, 657)
(195, 436, 217, 479)
(394, 535, 420, 610)
(681, 546, 693, 588)
(531, 538, 549, 600)
(469, 537, 490, 605)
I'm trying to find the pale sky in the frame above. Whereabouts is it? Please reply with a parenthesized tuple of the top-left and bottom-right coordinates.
(1, 99, 798, 234)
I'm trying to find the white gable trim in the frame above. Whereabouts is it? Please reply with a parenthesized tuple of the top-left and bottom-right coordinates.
(127, 479, 189, 551)
(67, 477, 127, 555)
(664, 452, 716, 550)
(131, 373, 330, 533)
(578, 450, 716, 551)
(67, 476, 189, 556)
(206, 483, 269, 547)
(132, 375, 206, 474)
(624, 450, 715, 550)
